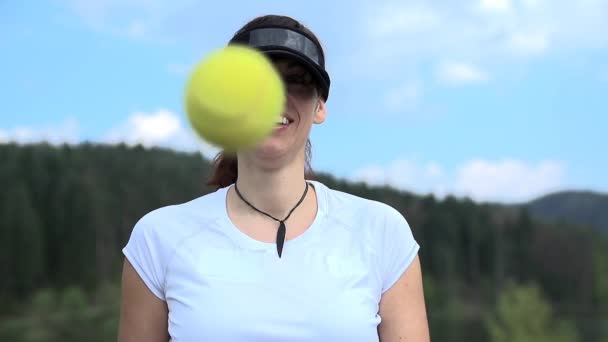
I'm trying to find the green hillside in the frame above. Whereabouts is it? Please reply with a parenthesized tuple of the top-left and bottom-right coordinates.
(0, 142, 606, 342)
(527, 191, 608, 235)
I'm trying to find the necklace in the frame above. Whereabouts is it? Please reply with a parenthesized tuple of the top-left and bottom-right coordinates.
(234, 181, 309, 258)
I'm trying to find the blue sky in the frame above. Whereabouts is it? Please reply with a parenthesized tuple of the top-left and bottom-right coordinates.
(1, 0, 607, 203)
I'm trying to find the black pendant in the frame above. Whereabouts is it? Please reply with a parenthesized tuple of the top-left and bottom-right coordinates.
(276, 221, 286, 258)
(234, 182, 309, 258)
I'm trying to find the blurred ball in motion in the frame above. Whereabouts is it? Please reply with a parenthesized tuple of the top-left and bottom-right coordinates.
(184, 45, 285, 153)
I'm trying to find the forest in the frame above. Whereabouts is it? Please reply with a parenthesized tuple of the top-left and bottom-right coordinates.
(0, 142, 606, 341)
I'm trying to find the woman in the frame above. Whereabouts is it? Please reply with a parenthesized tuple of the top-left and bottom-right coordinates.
(118, 14, 430, 342)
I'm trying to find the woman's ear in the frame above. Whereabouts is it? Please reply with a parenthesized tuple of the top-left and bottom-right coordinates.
(313, 98, 327, 124)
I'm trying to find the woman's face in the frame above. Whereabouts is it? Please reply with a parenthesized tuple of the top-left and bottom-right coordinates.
(241, 57, 327, 166)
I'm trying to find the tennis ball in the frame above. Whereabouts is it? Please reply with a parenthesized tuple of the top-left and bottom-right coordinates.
(184, 45, 285, 153)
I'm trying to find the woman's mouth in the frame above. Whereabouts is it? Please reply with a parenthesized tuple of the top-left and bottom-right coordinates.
(274, 116, 294, 131)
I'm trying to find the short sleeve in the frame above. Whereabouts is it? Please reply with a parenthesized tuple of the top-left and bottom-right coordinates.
(380, 206, 420, 293)
(122, 213, 168, 301)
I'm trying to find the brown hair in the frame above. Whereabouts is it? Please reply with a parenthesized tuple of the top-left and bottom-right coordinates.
(207, 15, 324, 189)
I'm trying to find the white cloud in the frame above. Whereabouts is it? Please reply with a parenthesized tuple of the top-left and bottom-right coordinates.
(59, 0, 608, 55)
(60, 0, 162, 22)
(507, 30, 550, 56)
(109, 109, 180, 145)
(57, 0, 167, 39)
(370, 3, 441, 36)
(0, 110, 220, 159)
(352, 159, 448, 198)
(0, 118, 80, 145)
(437, 62, 489, 85)
(357, 0, 608, 75)
(479, 0, 512, 13)
(521, 0, 544, 10)
(454, 159, 565, 202)
(167, 63, 191, 76)
(351, 158, 566, 203)
(385, 82, 422, 111)
(426, 162, 443, 178)
(127, 20, 147, 38)
(103, 109, 219, 158)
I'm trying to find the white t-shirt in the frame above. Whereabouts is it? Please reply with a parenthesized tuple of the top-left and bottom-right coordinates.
(122, 180, 420, 342)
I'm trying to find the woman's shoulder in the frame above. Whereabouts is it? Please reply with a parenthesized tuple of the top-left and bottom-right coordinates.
(121, 187, 230, 300)
(314, 181, 419, 292)
(129, 187, 229, 246)
(314, 180, 406, 223)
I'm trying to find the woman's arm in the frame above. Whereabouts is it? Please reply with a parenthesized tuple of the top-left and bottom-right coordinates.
(378, 255, 431, 342)
(118, 259, 170, 342)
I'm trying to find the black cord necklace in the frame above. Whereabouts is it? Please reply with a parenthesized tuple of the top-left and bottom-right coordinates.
(234, 181, 309, 258)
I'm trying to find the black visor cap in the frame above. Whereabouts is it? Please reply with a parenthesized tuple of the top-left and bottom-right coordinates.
(229, 26, 330, 101)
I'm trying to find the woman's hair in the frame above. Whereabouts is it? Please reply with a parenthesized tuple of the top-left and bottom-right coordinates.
(207, 15, 324, 189)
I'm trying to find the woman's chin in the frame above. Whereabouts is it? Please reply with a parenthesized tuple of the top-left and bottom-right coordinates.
(252, 138, 288, 158)
(242, 136, 301, 167)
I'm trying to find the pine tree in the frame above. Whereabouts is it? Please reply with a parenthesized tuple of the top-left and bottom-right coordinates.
(485, 282, 580, 342)
(0, 179, 44, 298)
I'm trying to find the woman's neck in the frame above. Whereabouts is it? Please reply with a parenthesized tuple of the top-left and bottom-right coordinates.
(232, 157, 310, 220)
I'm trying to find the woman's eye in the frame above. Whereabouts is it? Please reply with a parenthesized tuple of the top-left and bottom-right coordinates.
(284, 75, 307, 85)
(282, 73, 316, 97)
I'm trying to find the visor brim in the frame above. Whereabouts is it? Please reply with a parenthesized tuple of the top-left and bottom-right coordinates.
(261, 49, 330, 101)
(228, 26, 330, 100)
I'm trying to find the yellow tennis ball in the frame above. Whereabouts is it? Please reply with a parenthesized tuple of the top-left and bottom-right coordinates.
(184, 45, 285, 153)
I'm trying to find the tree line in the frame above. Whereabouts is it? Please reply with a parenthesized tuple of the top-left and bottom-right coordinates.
(0, 142, 606, 341)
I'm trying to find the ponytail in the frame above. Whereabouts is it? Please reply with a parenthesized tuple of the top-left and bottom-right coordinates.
(206, 152, 238, 189)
